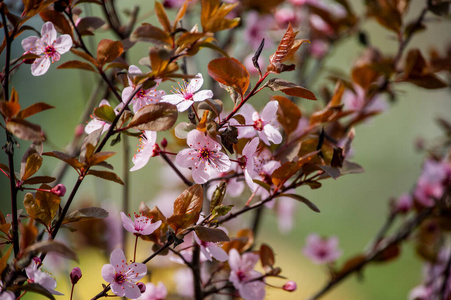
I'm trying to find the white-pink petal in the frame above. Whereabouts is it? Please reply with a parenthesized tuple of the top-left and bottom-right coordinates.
(41, 22, 57, 45)
(192, 89, 213, 102)
(101, 264, 115, 282)
(187, 73, 204, 92)
(54, 35, 73, 53)
(31, 57, 51, 76)
(263, 124, 282, 144)
(261, 101, 278, 121)
(21, 36, 40, 52)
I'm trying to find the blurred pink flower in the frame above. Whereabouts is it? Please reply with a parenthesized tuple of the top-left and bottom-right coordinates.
(193, 231, 229, 262)
(25, 258, 63, 295)
(414, 159, 451, 207)
(21, 22, 72, 76)
(122, 65, 165, 113)
(176, 130, 231, 184)
(303, 234, 342, 264)
(309, 39, 329, 58)
(395, 193, 413, 213)
(409, 285, 431, 300)
(101, 249, 147, 299)
(140, 282, 167, 300)
(130, 131, 158, 171)
(0, 281, 14, 300)
(275, 7, 301, 29)
(120, 212, 162, 236)
(238, 102, 283, 145)
(162, 73, 213, 112)
(244, 12, 274, 50)
(228, 249, 266, 300)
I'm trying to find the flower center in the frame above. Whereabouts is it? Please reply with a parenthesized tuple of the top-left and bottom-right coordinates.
(198, 147, 211, 160)
(44, 45, 56, 58)
(253, 119, 264, 131)
(114, 273, 126, 284)
(237, 270, 246, 282)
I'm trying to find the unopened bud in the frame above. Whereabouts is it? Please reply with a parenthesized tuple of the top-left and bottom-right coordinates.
(137, 282, 146, 293)
(160, 138, 168, 148)
(70, 267, 82, 284)
(283, 281, 297, 292)
(151, 144, 161, 157)
(51, 184, 66, 197)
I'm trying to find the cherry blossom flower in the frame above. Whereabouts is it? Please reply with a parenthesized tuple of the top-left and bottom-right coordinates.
(140, 282, 167, 300)
(120, 212, 162, 236)
(395, 193, 413, 213)
(244, 11, 274, 50)
(228, 249, 266, 300)
(0, 281, 15, 300)
(303, 234, 342, 264)
(409, 285, 432, 300)
(342, 85, 387, 113)
(238, 102, 283, 145)
(25, 257, 63, 295)
(193, 231, 229, 262)
(130, 131, 158, 172)
(161, 73, 213, 112)
(274, 7, 301, 29)
(122, 65, 166, 113)
(85, 100, 123, 134)
(414, 159, 451, 207)
(176, 130, 231, 184)
(21, 22, 72, 76)
(101, 248, 147, 299)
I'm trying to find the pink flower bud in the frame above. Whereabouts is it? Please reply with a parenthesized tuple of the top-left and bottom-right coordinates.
(160, 138, 168, 148)
(70, 267, 82, 285)
(137, 282, 146, 293)
(51, 184, 66, 197)
(283, 281, 297, 292)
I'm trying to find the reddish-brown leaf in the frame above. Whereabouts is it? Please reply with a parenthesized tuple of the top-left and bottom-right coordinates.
(96, 39, 124, 66)
(0, 101, 21, 119)
(21, 153, 42, 181)
(208, 57, 250, 96)
(269, 24, 297, 66)
(273, 96, 301, 134)
(57, 60, 97, 72)
(194, 226, 230, 243)
(131, 23, 172, 45)
(200, 0, 240, 33)
(86, 170, 124, 185)
(129, 103, 178, 131)
(39, 9, 72, 36)
(155, 1, 171, 33)
(267, 79, 317, 100)
(6, 118, 44, 141)
(71, 48, 99, 66)
(17, 102, 54, 119)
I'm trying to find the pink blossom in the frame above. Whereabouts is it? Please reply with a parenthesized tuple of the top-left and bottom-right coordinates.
(140, 282, 167, 300)
(244, 11, 274, 50)
(193, 231, 229, 262)
(120, 212, 162, 236)
(246, 160, 281, 198)
(276, 196, 298, 233)
(342, 85, 387, 113)
(0, 281, 15, 300)
(176, 130, 231, 184)
(409, 285, 432, 300)
(162, 73, 213, 112)
(25, 258, 63, 295)
(238, 102, 283, 145)
(101, 248, 147, 299)
(395, 193, 413, 213)
(122, 65, 165, 113)
(275, 7, 301, 29)
(21, 22, 72, 76)
(241, 137, 262, 178)
(228, 249, 266, 300)
(303, 234, 342, 264)
(85, 100, 123, 134)
(130, 131, 158, 171)
(309, 39, 329, 58)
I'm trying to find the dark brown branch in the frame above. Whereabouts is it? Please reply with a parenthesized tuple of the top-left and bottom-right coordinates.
(160, 152, 193, 187)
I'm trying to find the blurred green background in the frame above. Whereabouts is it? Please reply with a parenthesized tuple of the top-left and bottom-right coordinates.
(1, 1, 450, 299)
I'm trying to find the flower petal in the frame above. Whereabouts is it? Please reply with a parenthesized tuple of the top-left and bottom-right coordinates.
(140, 220, 162, 235)
(261, 100, 278, 122)
(41, 22, 57, 45)
(101, 264, 115, 282)
(123, 281, 141, 299)
(110, 281, 126, 297)
(54, 35, 72, 54)
(175, 148, 197, 168)
(192, 90, 213, 102)
(21, 36, 40, 53)
(31, 57, 51, 76)
(207, 245, 228, 262)
(187, 73, 204, 93)
(192, 166, 210, 184)
(177, 100, 194, 112)
(120, 212, 136, 233)
(110, 248, 127, 270)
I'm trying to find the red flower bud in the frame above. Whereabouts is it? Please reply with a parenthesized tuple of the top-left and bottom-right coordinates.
(283, 281, 297, 292)
(70, 267, 82, 285)
(51, 184, 66, 197)
(151, 144, 161, 157)
(137, 282, 146, 293)
(160, 138, 168, 148)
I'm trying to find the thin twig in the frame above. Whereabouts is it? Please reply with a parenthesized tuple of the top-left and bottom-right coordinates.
(159, 152, 193, 186)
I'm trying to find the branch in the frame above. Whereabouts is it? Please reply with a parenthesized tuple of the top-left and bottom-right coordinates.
(160, 152, 193, 187)
(307, 206, 435, 300)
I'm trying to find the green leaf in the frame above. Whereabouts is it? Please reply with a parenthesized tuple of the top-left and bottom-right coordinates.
(211, 205, 233, 217)
(94, 105, 116, 123)
(278, 193, 320, 213)
(194, 226, 230, 242)
(252, 179, 271, 192)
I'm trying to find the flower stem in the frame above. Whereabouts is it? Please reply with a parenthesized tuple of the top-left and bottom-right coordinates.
(133, 235, 138, 262)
